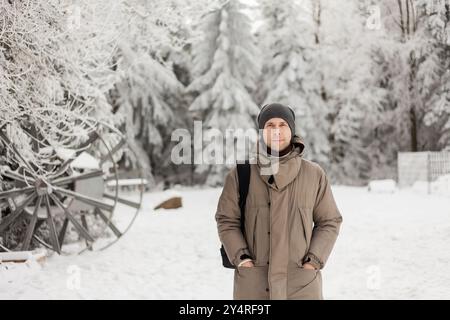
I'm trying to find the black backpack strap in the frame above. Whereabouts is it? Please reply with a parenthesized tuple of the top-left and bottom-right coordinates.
(236, 160, 251, 234)
(220, 161, 251, 269)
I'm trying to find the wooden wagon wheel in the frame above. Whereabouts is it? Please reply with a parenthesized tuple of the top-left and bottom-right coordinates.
(0, 119, 145, 254)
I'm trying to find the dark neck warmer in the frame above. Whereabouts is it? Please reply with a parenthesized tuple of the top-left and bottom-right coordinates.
(266, 143, 293, 158)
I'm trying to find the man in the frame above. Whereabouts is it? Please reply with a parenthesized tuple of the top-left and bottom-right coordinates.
(215, 102, 343, 300)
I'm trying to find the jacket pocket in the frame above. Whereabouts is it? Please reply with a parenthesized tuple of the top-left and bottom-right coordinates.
(244, 207, 258, 260)
(252, 206, 270, 266)
(252, 208, 258, 261)
(234, 265, 269, 300)
(289, 207, 310, 265)
(288, 266, 322, 300)
(298, 206, 313, 250)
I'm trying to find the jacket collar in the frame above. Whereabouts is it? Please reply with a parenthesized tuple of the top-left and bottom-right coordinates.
(255, 135, 305, 191)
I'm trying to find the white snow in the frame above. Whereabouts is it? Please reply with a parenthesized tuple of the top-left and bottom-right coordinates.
(412, 180, 430, 193)
(409, 175, 450, 197)
(105, 179, 148, 187)
(0, 249, 47, 263)
(70, 152, 100, 170)
(431, 174, 450, 196)
(55, 148, 100, 170)
(1, 186, 449, 299)
(0, 251, 34, 263)
(55, 147, 76, 161)
(367, 179, 397, 193)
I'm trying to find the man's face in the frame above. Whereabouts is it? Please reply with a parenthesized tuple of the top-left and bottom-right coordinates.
(262, 117, 292, 152)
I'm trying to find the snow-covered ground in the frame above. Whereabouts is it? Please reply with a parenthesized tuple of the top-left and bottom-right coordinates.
(1, 185, 450, 300)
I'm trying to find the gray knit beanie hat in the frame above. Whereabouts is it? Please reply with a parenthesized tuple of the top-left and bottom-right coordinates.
(257, 103, 295, 136)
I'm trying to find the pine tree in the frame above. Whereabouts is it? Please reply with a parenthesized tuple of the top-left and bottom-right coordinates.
(110, 0, 202, 187)
(187, 0, 261, 186)
(323, 0, 387, 184)
(257, 0, 331, 166)
(419, 0, 450, 150)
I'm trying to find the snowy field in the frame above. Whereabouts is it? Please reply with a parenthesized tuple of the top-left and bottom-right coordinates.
(1, 185, 450, 300)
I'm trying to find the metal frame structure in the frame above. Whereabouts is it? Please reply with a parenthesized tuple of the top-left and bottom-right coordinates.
(0, 120, 145, 254)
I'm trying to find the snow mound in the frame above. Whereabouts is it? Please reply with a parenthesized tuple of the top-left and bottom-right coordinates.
(409, 175, 450, 196)
(431, 174, 450, 196)
(367, 179, 397, 193)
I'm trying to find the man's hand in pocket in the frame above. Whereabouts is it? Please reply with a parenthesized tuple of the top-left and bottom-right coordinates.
(239, 260, 254, 268)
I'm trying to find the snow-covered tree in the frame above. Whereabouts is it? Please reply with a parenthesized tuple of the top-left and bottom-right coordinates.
(0, 0, 123, 177)
(107, 0, 220, 187)
(361, 0, 449, 165)
(324, 1, 388, 184)
(256, 0, 331, 166)
(257, 0, 388, 184)
(187, 0, 261, 185)
(419, 0, 450, 150)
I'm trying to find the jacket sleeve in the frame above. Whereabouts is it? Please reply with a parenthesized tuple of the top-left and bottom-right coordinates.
(215, 167, 252, 267)
(305, 166, 343, 269)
